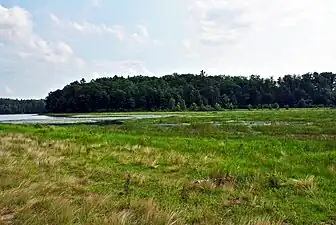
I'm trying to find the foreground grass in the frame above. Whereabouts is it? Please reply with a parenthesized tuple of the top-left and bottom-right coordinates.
(1, 109, 336, 224)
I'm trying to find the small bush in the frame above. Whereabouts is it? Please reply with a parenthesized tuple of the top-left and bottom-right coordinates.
(284, 105, 289, 110)
(175, 103, 181, 111)
(267, 175, 281, 189)
(214, 103, 222, 111)
(205, 105, 214, 111)
(226, 103, 234, 110)
(272, 103, 280, 110)
(180, 100, 187, 111)
(298, 99, 307, 108)
(168, 98, 176, 111)
(199, 104, 207, 111)
(189, 103, 199, 111)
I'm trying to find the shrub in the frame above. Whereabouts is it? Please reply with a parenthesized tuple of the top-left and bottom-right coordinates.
(272, 103, 280, 110)
(168, 98, 176, 111)
(226, 103, 234, 110)
(180, 100, 187, 111)
(214, 103, 222, 111)
(284, 105, 289, 110)
(175, 103, 181, 111)
(205, 105, 214, 111)
(190, 103, 199, 111)
(200, 104, 207, 111)
(298, 99, 307, 108)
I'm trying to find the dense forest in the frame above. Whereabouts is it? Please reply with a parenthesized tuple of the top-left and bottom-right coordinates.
(0, 99, 46, 114)
(45, 72, 336, 113)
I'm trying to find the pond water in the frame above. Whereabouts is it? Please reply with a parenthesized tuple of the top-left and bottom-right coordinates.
(0, 114, 168, 125)
(0, 114, 51, 121)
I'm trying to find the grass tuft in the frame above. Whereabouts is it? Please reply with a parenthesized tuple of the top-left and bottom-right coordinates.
(287, 175, 317, 191)
(328, 166, 336, 174)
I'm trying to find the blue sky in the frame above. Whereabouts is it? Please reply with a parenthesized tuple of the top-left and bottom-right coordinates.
(1, 0, 336, 98)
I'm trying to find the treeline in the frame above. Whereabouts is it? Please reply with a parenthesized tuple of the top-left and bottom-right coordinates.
(45, 72, 336, 113)
(0, 99, 46, 114)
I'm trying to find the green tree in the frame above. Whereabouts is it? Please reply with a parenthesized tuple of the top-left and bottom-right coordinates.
(226, 103, 234, 110)
(214, 103, 222, 111)
(190, 103, 198, 111)
(45, 72, 336, 113)
(200, 104, 207, 111)
(175, 103, 181, 111)
(298, 99, 307, 108)
(272, 103, 280, 110)
(180, 100, 187, 111)
(168, 98, 176, 111)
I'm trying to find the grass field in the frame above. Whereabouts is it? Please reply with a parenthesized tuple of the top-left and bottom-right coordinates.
(1, 109, 336, 224)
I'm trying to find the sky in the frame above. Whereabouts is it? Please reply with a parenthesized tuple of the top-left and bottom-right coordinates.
(1, 0, 336, 99)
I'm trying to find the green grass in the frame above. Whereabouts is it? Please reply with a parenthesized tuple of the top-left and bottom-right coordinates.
(1, 109, 336, 224)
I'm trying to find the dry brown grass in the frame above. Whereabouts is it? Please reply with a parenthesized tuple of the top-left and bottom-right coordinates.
(129, 172, 148, 186)
(137, 146, 159, 168)
(0, 132, 75, 167)
(105, 199, 180, 225)
(244, 217, 287, 225)
(0, 133, 181, 225)
(112, 145, 160, 168)
(288, 175, 317, 191)
(328, 166, 336, 174)
(166, 151, 187, 166)
(186, 172, 236, 196)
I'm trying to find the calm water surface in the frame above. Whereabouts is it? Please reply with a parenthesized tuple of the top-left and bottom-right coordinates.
(0, 114, 51, 121)
(0, 114, 168, 124)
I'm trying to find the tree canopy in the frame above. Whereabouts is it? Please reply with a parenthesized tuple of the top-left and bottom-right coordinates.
(0, 99, 46, 114)
(45, 72, 336, 113)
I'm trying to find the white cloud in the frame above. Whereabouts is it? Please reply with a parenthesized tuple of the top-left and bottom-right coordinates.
(188, 0, 336, 47)
(0, 4, 158, 98)
(131, 24, 161, 46)
(188, 0, 248, 46)
(50, 14, 124, 41)
(153, 39, 163, 46)
(91, 0, 103, 8)
(0, 4, 88, 98)
(50, 15, 161, 46)
(182, 39, 201, 58)
(182, 39, 192, 49)
(2, 1, 336, 98)
(136, 25, 149, 37)
(0, 5, 82, 66)
(183, 0, 336, 76)
(93, 60, 155, 77)
(49, 13, 60, 25)
(132, 25, 149, 44)
(5, 85, 13, 94)
(17, 51, 31, 58)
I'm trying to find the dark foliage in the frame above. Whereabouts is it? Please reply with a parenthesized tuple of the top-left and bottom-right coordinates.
(0, 98, 46, 114)
(45, 72, 336, 113)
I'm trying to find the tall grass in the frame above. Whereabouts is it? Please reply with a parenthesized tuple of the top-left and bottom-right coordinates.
(1, 109, 336, 224)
